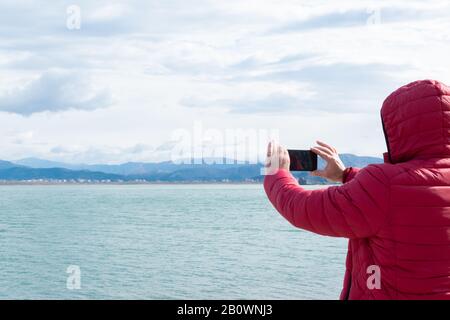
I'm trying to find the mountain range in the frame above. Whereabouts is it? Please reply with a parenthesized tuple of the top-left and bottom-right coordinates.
(0, 154, 383, 184)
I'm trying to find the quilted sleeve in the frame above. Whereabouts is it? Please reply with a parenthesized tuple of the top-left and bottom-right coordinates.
(263, 165, 389, 239)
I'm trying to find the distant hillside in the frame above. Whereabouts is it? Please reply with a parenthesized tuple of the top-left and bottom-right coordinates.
(338, 154, 383, 167)
(3, 154, 383, 183)
(128, 164, 263, 182)
(0, 160, 22, 170)
(13, 158, 256, 175)
(0, 167, 123, 181)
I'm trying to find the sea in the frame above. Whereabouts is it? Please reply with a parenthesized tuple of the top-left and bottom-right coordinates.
(0, 184, 347, 299)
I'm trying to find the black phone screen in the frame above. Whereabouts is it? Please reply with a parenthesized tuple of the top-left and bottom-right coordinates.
(288, 150, 318, 171)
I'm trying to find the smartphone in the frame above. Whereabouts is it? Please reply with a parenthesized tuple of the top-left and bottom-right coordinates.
(288, 150, 317, 171)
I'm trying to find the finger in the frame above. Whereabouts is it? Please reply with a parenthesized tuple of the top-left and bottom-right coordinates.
(284, 148, 289, 164)
(268, 141, 279, 168)
(272, 141, 280, 158)
(311, 148, 332, 161)
(314, 145, 333, 156)
(311, 146, 333, 158)
(277, 145, 284, 156)
(318, 140, 337, 153)
(271, 141, 279, 155)
(267, 141, 273, 157)
(311, 170, 325, 177)
(310, 147, 327, 160)
(316, 141, 336, 154)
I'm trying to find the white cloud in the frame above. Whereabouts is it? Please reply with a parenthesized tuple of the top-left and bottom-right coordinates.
(0, 71, 112, 115)
(88, 4, 130, 22)
(0, 0, 449, 161)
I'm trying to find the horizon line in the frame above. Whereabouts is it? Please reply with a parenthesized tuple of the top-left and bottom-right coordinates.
(2, 153, 384, 167)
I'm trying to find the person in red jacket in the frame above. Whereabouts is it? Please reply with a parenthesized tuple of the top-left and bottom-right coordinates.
(264, 79, 450, 300)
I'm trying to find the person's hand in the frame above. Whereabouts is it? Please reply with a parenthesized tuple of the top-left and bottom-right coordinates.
(310, 141, 346, 183)
(265, 141, 290, 174)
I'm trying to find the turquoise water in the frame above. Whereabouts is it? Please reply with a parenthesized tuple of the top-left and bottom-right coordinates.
(0, 184, 347, 299)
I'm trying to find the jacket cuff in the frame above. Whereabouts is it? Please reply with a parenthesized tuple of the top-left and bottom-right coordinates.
(264, 168, 293, 183)
(342, 167, 359, 183)
(264, 168, 296, 190)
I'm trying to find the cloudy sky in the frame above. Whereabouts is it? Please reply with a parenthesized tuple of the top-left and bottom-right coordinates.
(0, 0, 449, 164)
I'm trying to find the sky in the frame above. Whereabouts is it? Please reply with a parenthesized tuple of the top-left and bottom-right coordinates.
(0, 0, 449, 164)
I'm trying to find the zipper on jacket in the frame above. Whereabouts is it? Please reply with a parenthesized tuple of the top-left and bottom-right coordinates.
(381, 111, 392, 164)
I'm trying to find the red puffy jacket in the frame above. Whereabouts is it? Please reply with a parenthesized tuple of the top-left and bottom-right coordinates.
(264, 79, 450, 300)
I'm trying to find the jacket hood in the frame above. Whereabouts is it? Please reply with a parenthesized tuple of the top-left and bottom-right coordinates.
(381, 79, 450, 164)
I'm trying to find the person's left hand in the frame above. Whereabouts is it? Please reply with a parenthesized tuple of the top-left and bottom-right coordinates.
(265, 141, 290, 174)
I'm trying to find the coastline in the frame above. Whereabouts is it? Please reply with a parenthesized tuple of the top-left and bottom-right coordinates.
(0, 181, 333, 186)
(0, 181, 266, 186)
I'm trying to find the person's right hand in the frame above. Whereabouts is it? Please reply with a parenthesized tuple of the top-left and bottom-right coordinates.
(310, 141, 346, 183)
